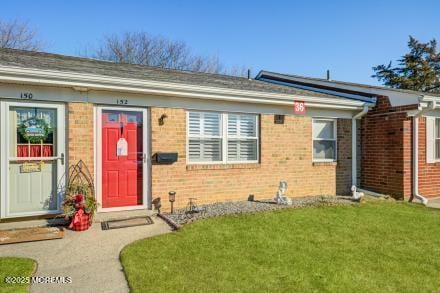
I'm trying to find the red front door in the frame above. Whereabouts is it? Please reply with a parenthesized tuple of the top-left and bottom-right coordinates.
(102, 110, 143, 208)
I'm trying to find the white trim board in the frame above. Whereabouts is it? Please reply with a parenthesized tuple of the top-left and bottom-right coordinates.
(0, 65, 371, 110)
(0, 84, 361, 119)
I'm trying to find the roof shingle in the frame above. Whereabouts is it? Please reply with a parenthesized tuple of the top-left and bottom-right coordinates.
(0, 48, 346, 100)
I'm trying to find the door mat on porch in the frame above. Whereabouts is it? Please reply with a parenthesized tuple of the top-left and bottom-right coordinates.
(0, 226, 64, 245)
(101, 216, 154, 230)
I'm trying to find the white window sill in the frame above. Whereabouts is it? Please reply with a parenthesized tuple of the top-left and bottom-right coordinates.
(187, 162, 260, 171)
(312, 160, 337, 166)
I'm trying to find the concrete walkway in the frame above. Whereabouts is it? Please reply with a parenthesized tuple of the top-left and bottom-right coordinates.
(427, 198, 440, 209)
(0, 215, 172, 293)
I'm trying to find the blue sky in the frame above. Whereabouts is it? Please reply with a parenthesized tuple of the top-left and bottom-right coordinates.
(2, 0, 439, 85)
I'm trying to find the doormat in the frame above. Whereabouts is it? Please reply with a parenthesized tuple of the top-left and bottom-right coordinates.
(101, 216, 154, 230)
(0, 226, 64, 245)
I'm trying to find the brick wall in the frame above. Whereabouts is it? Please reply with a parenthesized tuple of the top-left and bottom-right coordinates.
(67, 102, 94, 176)
(417, 117, 440, 198)
(151, 107, 353, 211)
(360, 96, 416, 200)
(336, 119, 353, 195)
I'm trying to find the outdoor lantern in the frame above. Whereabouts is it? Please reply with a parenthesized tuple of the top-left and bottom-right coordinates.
(169, 191, 176, 214)
(158, 114, 168, 125)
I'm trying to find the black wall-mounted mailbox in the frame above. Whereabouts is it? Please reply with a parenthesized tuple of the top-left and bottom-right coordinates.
(154, 152, 178, 164)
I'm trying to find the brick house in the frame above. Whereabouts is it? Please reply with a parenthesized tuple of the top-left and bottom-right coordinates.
(0, 49, 375, 219)
(257, 71, 440, 203)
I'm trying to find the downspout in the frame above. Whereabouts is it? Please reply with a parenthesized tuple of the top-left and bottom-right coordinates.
(412, 99, 436, 205)
(352, 103, 389, 198)
(352, 105, 369, 187)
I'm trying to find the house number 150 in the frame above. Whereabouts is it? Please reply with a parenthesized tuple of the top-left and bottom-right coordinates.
(20, 92, 33, 99)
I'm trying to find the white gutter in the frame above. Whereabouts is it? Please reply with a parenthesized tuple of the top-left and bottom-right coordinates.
(257, 71, 424, 101)
(0, 65, 369, 110)
(411, 99, 437, 205)
(352, 105, 369, 187)
(257, 77, 375, 103)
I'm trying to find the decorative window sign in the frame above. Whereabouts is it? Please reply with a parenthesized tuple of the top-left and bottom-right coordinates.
(117, 137, 128, 156)
(19, 118, 51, 143)
(294, 101, 306, 114)
(20, 162, 42, 173)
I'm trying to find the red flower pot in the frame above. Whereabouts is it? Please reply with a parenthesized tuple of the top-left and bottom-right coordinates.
(69, 209, 91, 231)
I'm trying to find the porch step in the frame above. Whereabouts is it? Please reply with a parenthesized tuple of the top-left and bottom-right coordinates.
(94, 209, 156, 223)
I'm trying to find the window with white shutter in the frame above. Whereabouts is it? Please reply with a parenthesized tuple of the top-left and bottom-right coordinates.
(188, 112, 222, 162)
(187, 111, 259, 164)
(312, 119, 337, 161)
(227, 114, 258, 162)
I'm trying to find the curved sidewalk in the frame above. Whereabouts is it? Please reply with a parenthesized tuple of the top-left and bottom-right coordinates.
(0, 215, 172, 293)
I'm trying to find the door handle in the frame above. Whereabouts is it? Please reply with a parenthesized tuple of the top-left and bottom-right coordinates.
(143, 153, 147, 163)
(60, 153, 65, 165)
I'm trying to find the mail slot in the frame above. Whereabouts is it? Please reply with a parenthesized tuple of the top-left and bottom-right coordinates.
(154, 152, 178, 164)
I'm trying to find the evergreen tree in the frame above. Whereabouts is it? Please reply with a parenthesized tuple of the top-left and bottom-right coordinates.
(372, 36, 440, 93)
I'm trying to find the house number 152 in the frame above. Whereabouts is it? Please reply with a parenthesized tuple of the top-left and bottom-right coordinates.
(116, 99, 128, 105)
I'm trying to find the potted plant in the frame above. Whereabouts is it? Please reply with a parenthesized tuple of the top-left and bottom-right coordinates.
(62, 182, 97, 231)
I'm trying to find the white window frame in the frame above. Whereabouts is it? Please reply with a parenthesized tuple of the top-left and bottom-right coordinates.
(312, 118, 338, 163)
(435, 118, 440, 161)
(186, 111, 259, 165)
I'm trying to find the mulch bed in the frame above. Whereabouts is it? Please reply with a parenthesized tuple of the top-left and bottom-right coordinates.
(163, 195, 355, 226)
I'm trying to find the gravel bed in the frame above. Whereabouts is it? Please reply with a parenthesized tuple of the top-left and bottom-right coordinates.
(164, 195, 355, 225)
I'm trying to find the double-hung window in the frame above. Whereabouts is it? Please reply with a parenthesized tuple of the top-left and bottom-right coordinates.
(312, 119, 337, 161)
(187, 111, 259, 164)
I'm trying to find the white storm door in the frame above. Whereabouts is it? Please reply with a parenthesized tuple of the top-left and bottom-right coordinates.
(1, 102, 65, 218)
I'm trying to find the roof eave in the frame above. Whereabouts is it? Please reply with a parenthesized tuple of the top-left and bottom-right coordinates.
(0, 65, 371, 111)
(259, 70, 438, 100)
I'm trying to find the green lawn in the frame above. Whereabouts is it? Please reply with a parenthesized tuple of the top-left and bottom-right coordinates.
(0, 257, 36, 293)
(121, 201, 440, 292)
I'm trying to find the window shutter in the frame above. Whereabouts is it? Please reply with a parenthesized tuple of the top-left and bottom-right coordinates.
(188, 112, 222, 162)
(228, 139, 257, 161)
(203, 113, 221, 136)
(227, 114, 258, 161)
(426, 116, 436, 163)
(188, 112, 201, 135)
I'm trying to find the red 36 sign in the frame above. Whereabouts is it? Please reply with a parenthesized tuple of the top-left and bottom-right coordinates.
(294, 101, 306, 114)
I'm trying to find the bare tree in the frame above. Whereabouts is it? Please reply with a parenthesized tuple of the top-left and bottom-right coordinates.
(0, 19, 43, 50)
(91, 32, 245, 75)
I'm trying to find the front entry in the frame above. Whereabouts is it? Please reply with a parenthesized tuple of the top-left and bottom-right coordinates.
(1, 102, 65, 218)
(101, 109, 146, 208)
